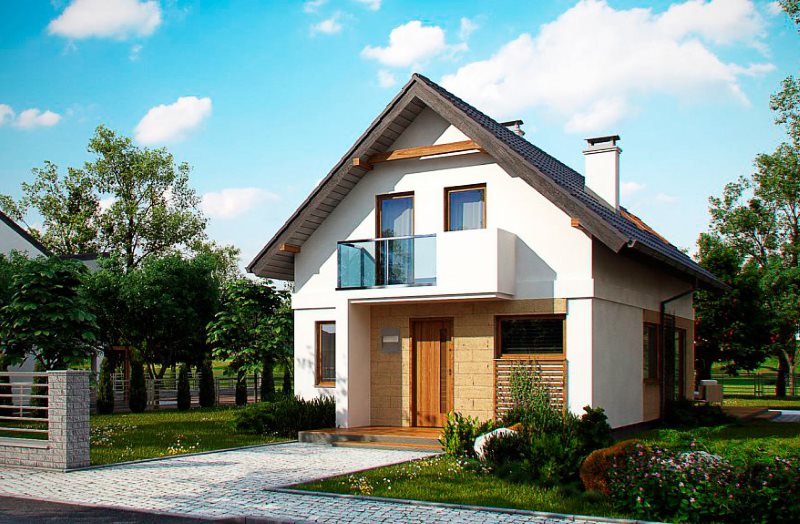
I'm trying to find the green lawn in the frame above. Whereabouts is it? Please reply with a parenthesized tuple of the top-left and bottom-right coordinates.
(295, 419, 800, 518)
(90, 407, 287, 465)
(723, 395, 800, 409)
(295, 455, 624, 518)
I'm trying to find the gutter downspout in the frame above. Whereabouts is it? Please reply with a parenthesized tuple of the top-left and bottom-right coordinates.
(659, 287, 695, 418)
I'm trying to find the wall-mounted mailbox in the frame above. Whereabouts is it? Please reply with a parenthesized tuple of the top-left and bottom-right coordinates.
(380, 327, 401, 353)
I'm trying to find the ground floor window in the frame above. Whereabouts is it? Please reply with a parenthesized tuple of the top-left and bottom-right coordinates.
(643, 323, 659, 380)
(316, 321, 336, 387)
(496, 316, 565, 356)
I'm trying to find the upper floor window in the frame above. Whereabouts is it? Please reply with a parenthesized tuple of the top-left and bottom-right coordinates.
(377, 192, 414, 238)
(496, 316, 564, 356)
(445, 184, 486, 231)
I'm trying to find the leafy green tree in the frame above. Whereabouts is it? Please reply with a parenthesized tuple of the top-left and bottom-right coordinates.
(0, 257, 98, 369)
(129, 357, 147, 413)
(96, 357, 115, 415)
(123, 254, 220, 380)
(694, 233, 771, 383)
(0, 126, 207, 267)
(198, 360, 216, 408)
(177, 364, 191, 411)
(708, 142, 800, 396)
(207, 279, 284, 399)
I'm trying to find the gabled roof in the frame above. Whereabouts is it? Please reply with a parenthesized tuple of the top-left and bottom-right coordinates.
(248, 73, 722, 289)
(0, 209, 51, 257)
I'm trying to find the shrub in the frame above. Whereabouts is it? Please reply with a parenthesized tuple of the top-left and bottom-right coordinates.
(261, 357, 276, 402)
(732, 457, 800, 523)
(128, 358, 147, 413)
(282, 366, 292, 395)
(0, 356, 11, 417)
(31, 361, 48, 417)
(198, 360, 215, 408)
(96, 357, 114, 414)
(576, 406, 613, 456)
(176, 364, 191, 411)
(440, 412, 496, 458)
(234, 395, 335, 437)
(580, 440, 643, 495)
(664, 399, 733, 428)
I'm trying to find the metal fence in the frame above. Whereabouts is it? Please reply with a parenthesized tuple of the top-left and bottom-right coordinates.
(0, 371, 49, 440)
(91, 372, 269, 413)
(711, 371, 800, 397)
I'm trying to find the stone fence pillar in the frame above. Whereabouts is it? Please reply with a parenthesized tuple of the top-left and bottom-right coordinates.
(47, 370, 90, 470)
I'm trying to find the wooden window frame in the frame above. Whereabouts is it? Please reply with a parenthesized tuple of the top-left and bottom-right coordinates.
(643, 322, 660, 384)
(375, 191, 415, 239)
(315, 321, 336, 388)
(444, 183, 487, 232)
(494, 314, 566, 360)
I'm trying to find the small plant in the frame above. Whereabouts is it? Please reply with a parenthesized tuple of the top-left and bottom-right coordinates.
(261, 356, 276, 402)
(440, 412, 495, 458)
(128, 357, 147, 413)
(576, 406, 613, 456)
(579, 440, 643, 495)
(177, 364, 191, 411)
(198, 360, 215, 408)
(96, 357, 115, 414)
(664, 399, 733, 428)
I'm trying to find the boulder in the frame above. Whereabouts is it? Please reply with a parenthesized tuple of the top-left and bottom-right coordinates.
(474, 427, 518, 461)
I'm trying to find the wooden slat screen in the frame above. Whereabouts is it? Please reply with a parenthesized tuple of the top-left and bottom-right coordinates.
(494, 358, 567, 419)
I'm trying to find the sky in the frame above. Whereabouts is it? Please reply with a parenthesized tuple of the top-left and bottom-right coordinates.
(0, 0, 798, 269)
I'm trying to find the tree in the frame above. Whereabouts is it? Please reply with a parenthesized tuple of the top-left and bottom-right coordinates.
(707, 142, 800, 396)
(206, 279, 284, 399)
(0, 257, 98, 369)
(0, 126, 207, 267)
(177, 364, 191, 411)
(123, 254, 220, 380)
(96, 357, 115, 415)
(129, 357, 147, 413)
(694, 233, 771, 383)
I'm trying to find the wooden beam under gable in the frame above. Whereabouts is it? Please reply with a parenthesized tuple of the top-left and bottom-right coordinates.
(279, 243, 301, 254)
(351, 139, 484, 171)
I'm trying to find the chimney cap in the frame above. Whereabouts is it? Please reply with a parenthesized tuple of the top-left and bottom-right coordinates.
(585, 134, 621, 147)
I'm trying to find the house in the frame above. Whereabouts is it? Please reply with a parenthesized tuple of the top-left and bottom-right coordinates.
(1, 209, 51, 258)
(248, 74, 722, 430)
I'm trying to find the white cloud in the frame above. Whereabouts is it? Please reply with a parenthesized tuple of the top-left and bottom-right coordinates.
(201, 188, 279, 219)
(655, 192, 679, 204)
(440, 0, 773, 133)
(303, 0, 327, 14)
(377, 69, 397, 88)
(362, 20, 464, 68)
(98, 196, 115, 212)
(311, 13, 343, 35)
(354, 0, 381, 11)
(459, 17, 478, 41)
(48, 0, 161, 40)
(621, 181, 645, 198)
(14, 108, 62, 129)
(134, 96, 212, 145)
(0, 105, 14, 126)
(767, 1, 784, 16)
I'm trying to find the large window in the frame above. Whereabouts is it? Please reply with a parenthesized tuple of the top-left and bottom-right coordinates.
(445, 184, 486, 231)
(497, 316, 564, 356)
(316, 321, 336, 387)
(643, 323, 659, 381)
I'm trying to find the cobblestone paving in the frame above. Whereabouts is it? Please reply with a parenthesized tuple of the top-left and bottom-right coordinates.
(0, 443, 593, 523)
(771, 410, 800, 422)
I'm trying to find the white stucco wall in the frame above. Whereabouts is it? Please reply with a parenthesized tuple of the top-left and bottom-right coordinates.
(566, 298, 593, 417)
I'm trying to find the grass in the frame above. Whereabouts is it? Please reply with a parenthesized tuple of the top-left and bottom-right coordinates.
(90, 406, 288, 465)
(295, 455, 624, 518)
(723, 395, 800, 409)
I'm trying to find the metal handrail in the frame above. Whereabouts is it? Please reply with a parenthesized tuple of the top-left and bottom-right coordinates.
(337, 233, 436, 245)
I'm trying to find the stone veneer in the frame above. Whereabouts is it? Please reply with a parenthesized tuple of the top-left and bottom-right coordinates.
(369, 298, 566, 426)
(0, 370, 90, 470)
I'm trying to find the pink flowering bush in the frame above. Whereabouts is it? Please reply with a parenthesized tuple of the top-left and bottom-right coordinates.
(606, 442, 800, 523)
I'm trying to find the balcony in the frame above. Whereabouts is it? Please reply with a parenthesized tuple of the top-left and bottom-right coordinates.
(335, 228, 517, 300)
(337, 234, 436, 289)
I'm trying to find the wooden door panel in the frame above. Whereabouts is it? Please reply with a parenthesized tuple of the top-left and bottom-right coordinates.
(413, 319, 453, 427)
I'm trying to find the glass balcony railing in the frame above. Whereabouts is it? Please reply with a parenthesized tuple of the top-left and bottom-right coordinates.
(337, 234, 436, 289)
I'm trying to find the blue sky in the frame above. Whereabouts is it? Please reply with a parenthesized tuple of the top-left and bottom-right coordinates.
(0, 0, 797, 268)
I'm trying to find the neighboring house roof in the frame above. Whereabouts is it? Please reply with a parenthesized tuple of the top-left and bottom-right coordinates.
(0, 209, 51, 257)
(248, 73, 723, 289)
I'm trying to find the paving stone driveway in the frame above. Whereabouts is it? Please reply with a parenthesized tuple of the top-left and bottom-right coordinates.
(0, 443, 600, 523)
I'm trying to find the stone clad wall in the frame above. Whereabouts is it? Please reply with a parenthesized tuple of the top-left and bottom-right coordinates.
(0, 370, 90, 470)
(369, 299, 566, 426)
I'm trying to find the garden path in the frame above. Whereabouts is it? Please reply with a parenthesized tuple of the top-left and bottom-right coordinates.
(0, 442, 617, 523)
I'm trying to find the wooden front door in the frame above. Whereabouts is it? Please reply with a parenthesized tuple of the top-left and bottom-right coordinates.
(412, 319, 454, 427)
